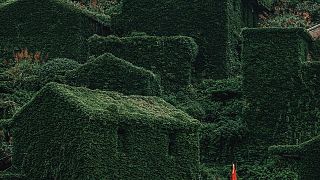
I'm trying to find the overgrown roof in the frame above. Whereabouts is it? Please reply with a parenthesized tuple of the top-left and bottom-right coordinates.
(242, 27, 313, 42)
(14, 83, 198, 126)
(67, 53, 162, 96)
(12, 82, 200, 179)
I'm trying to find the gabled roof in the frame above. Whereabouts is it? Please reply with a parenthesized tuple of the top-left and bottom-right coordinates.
(67, 53, 162, 96)
(0, 0, 110, 26)
(13, 83, 199, 126)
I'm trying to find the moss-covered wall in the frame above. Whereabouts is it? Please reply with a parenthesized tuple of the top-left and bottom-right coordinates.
(112, 0, 243, 79)
(88, 35, 198, 92)
(301, 61, 320, 99)
(66, 53, 162, 96)
(242, 28, 320, 159)
(12, 83, 200, 179)
(194, 77, 246, 164)
(269, 135, 320, 180)
(0, 0, 98, 63)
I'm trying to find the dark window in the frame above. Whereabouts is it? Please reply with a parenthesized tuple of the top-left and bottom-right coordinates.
(117, 127, 128, 153)
(168, 132, 177, 156)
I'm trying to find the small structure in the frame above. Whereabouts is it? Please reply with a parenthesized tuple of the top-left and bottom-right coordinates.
(269, 135, 320, 179)
(12, 83, 200, 179)
(0, 0, 110, 63)
(66, 53, 162, 96)
(88, 35, 198, 92)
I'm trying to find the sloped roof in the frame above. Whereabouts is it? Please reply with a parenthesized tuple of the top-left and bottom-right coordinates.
(67, 53, 162, 96)
(14, 83, 198, 125)
(0, 0, 110, 26)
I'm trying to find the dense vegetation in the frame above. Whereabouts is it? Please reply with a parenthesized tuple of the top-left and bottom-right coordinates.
(0, 0, 319, 179)
(259, 0, 320, 27)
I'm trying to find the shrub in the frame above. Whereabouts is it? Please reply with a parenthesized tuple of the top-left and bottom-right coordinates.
(5, 60, 41, 90)
(0, 101, 16, 119)
(259, 0, 320, 28)
(39, 58, 80, 85)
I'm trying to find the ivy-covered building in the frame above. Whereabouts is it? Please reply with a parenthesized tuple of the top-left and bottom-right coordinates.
(12, 83, 200, 179)
(66, 53, 162, 96)
(0, 0, 110, 63)
(88, 34, 198, 92)
(112, 0, 271, 79)
(242, 27, 320, 161)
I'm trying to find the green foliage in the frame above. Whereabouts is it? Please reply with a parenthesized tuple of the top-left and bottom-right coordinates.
(242, 28, 320, 160)
(0, 0, 98, 63)
(260, 14, 307, 27)
(39, 58, 80, 85)
(4, 60, 41, 91)
(162, 77, 247, 165)
(72, 0, 122, 16)
(196, 78, 246, 164)
(0, 58, 38, 117)
(66, 53, 162, 96)
(2, 0, 319, 179)
(200, 158, 298, 180)
(88, 34, 198, 92)
(0, 101, 16, 119)
(12, 83, 200, 179)
(310, 40, 320, 60)
(2, 90, 35, 110)
(112, 0, 243, 79)
(237, 159, 298, 180)
(200, 118, 247, 164)
(269, 135, 320, 179)
(0, 89, 36, 120)
(258, 0, 274, 10)
(199, 164, 231, 180)
(0, 173, 25, 180)
(0, 72, 14, 95)
(259, 0, 320, 28)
